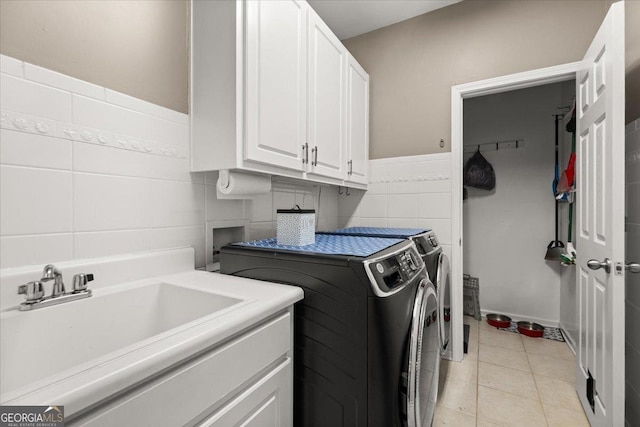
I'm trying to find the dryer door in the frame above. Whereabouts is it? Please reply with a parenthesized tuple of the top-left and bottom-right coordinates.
(437, 252, 452, 359)
(407, 278, 439, 427)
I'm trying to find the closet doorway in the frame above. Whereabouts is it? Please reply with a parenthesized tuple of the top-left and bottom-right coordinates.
(449, 63, 581, 364)
(461, 81, 576, 340)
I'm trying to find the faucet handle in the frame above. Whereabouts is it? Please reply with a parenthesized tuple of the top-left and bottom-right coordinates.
(72, 273, 94, 293)
(18, 281, 45, 303)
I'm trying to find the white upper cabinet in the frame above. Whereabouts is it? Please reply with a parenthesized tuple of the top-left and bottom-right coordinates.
(191, 0, 368, 189)
(306, 8, 346, 180)
(245, 0, 308, 171)
(345, 55, 369, 185)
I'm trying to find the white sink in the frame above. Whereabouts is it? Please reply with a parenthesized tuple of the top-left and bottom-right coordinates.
(0, 249, 303, 420)
(1, 281, 241, 396)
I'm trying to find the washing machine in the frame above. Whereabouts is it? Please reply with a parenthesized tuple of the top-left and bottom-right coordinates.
(321, 227, 452, 360)
(220, 234, 439, 427)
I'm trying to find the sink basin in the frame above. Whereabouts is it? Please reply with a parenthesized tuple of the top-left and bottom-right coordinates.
(0, 282, 241, 395)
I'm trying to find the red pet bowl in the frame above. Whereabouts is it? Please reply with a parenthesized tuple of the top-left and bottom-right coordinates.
(486, 313, 512, 328)
(517, 321, 545, 338)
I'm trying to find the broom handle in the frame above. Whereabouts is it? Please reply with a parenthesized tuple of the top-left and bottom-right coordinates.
(555, 200, 559, 241)
(568, 131, 576, 242)
(568, 202, 573, 242)
(554, 115, 560, 241)
(555, 115, 559, 177)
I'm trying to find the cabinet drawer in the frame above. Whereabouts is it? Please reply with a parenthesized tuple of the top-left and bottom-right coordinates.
(198, 358, 292, 427)
(74, 312, 291, 427)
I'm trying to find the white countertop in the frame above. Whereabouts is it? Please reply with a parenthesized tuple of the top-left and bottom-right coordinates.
(2, 270, 303, 417)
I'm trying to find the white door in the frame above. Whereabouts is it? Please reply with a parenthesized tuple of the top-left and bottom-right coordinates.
(245, 0, 308, 171)
(575, 3, 625, 425)
(307, 9, 345, 180)
(345, 55, 369, 185)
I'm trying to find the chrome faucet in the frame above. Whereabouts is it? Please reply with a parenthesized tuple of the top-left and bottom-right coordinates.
(17, 264, 93, 311)
(41, 264, 65, 297)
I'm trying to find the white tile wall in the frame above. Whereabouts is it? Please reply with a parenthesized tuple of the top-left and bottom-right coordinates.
(626, 118, 640, 427)
(24, 63, 105, 100)
(0, 54, 201, 268)
(105, 89, 189, 126)
(0, 165, 73, 235)
(150, 226, 206, 267)
(0, 234, 73, 269)
(338, 153, 453, 254)
(73, 229, 153, 260)
(359, 194, 388, 218)
(72, 94, 155, 142)
(205, 187, 246, 222)
(0, 54, 340, 271)
(150, 181, 205, 228)
(73, 173, 152, 232)
(1, 73, 72, 122)
(0, 55, 22, 77)
(254, 182, 338, 239)
(0, 129, 72, 170)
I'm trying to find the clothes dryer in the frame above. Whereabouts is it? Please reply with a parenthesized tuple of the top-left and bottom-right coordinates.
(321, 227, 452, 360)
(220, 234, 439, 427)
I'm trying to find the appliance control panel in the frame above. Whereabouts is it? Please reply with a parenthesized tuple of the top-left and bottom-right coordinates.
(412, 232, 439, 255)
(367, 244, 424, 292)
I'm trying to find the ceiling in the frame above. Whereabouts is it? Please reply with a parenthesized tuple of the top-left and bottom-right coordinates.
(307, 0, 462, 40)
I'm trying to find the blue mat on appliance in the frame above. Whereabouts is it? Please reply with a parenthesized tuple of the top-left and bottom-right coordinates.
(234, 234, 404, 257)
(327, 227, 430, 237)
(498, 322, 565, 342)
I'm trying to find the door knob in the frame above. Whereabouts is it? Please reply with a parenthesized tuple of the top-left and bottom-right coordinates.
(626, 262, 640, 274)
(587, 258, 611, 273)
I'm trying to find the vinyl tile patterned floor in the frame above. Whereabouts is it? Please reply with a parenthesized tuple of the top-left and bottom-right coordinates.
(433, 316, 590, 426)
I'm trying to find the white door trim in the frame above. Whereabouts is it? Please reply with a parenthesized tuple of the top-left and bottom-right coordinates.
(449, 61, 581, 362)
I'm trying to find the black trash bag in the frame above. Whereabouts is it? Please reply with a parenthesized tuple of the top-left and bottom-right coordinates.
(463, 150, 496, 190)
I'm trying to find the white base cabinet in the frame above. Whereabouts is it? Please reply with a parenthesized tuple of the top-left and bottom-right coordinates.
(199, 359, 292, 427)
(68, 311, 294, 427)
(191, 0, 369, 190)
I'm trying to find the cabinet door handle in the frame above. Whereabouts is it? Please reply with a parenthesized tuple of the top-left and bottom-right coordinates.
(313, 146, 318, 166)
(302, 143, 309, 164)
(348, 160, 353, 175)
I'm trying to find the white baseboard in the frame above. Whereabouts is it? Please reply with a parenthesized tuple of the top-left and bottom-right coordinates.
(559, 322, 577, 354)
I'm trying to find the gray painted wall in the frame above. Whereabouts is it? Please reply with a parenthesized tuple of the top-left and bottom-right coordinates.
(0, 0, 189, 113)
(343, 0, 611, 159)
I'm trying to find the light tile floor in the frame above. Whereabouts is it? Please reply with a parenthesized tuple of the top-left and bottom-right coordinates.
(434, 316, 590, 426)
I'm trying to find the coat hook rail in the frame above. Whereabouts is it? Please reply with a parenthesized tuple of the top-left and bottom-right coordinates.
(464, 139, 525, 154)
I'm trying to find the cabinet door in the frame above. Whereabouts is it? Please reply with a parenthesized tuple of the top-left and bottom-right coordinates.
(245, 0, 308, 172)
(307, 9, 345, 180)
(198, 359, 293, 427)
(345, 55, 369, 185)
